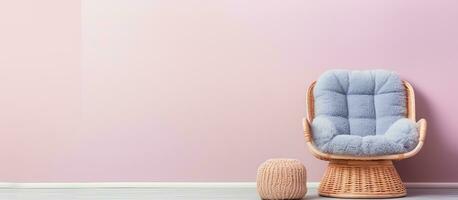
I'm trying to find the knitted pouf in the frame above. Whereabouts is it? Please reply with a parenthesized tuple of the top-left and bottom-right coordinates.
(256, 159, 307, 200)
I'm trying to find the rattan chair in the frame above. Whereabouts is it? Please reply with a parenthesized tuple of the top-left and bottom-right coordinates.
(303, 80, 427, 198)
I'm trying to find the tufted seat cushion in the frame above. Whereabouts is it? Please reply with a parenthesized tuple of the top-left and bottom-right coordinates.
(311, 70, 419, 156)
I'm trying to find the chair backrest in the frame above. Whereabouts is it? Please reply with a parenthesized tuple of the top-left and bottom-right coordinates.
(307, 70, 415, 136)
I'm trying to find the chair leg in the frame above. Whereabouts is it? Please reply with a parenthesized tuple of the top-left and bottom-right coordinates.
(318, 160, 406, 198)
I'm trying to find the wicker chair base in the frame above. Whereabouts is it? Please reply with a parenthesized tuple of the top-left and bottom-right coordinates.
(318, 160, 406, 199)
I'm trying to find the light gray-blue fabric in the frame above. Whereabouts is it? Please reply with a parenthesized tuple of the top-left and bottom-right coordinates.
(311, 70, 419, 156)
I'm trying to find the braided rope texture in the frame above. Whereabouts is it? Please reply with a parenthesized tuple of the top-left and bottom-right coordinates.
(256, 159, 307, 199)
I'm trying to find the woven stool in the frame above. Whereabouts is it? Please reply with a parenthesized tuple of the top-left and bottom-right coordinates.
(256, 159, 307, 200)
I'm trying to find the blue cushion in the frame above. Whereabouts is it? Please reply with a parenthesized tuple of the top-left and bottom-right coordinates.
(311, 70, 419, 156)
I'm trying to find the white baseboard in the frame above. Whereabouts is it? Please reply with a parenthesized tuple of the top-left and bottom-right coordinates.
(0, 182, 257, 189)
(405, 182, 458, 189)
(0, 182, 456, 189)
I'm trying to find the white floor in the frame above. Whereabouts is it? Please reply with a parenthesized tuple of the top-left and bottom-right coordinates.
(1, 187, 458, 200)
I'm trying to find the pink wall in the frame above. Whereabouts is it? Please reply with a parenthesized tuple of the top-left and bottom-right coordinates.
(1, 0, 458, 182)
(0, 0, 81, 181)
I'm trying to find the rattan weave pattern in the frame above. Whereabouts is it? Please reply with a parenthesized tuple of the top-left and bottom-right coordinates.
(319, 160, 406, 198)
